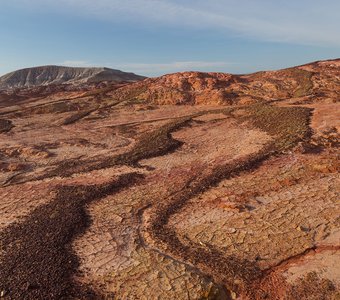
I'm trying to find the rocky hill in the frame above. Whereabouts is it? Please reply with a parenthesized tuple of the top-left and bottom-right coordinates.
(108, 58, 340, 105)
(0, 65, 146, 89)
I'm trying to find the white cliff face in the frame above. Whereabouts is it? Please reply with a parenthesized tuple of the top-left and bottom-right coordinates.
(0, 65, 146, 89)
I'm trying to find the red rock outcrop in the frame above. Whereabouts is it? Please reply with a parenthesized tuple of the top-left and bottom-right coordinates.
(106, 59, 339, 105)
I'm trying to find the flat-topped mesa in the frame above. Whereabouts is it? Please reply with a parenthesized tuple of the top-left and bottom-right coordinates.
(0, 65, 146, 89)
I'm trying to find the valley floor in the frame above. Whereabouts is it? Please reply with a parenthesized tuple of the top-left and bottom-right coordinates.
(0, 98, 339, 299)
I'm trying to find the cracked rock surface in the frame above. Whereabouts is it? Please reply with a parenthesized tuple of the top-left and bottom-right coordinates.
(0, 61, 339, 299)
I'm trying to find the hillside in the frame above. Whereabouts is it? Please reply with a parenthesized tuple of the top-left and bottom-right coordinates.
(0, 59, 339, 300)
(106, 58, 340, 105)
(0, 65, 146, 89)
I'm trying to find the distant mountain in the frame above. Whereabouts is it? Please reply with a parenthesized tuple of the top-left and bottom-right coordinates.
(0, 65, 146, 89)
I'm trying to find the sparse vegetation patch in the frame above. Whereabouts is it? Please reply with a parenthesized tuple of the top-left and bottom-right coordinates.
(0, 118, 13, 133)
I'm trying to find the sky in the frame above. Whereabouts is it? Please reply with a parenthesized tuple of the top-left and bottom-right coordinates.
(0, 0, 340, 77)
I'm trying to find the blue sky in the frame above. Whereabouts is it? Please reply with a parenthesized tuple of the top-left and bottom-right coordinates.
(1, 0, 339, 77)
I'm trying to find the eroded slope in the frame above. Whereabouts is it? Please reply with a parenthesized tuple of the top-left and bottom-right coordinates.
(0, 60, 339, 300)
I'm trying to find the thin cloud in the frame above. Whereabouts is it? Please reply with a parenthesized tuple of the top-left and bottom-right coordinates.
(59, 60, 93, 67)
(113, 61, 234, 75)
(11, 0, 340, 47)
(56, 60, 232, 75)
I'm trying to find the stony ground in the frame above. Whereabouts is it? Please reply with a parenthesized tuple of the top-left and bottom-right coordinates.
(0, 62, 339, 300)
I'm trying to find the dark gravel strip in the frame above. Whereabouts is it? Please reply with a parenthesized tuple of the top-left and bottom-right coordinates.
(0, 119, 13, 133)
(149, 150, 269, 296)
(148, 105, 313, 296)
(0, 172, 143, 299)
(31, 116, 193, 181)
